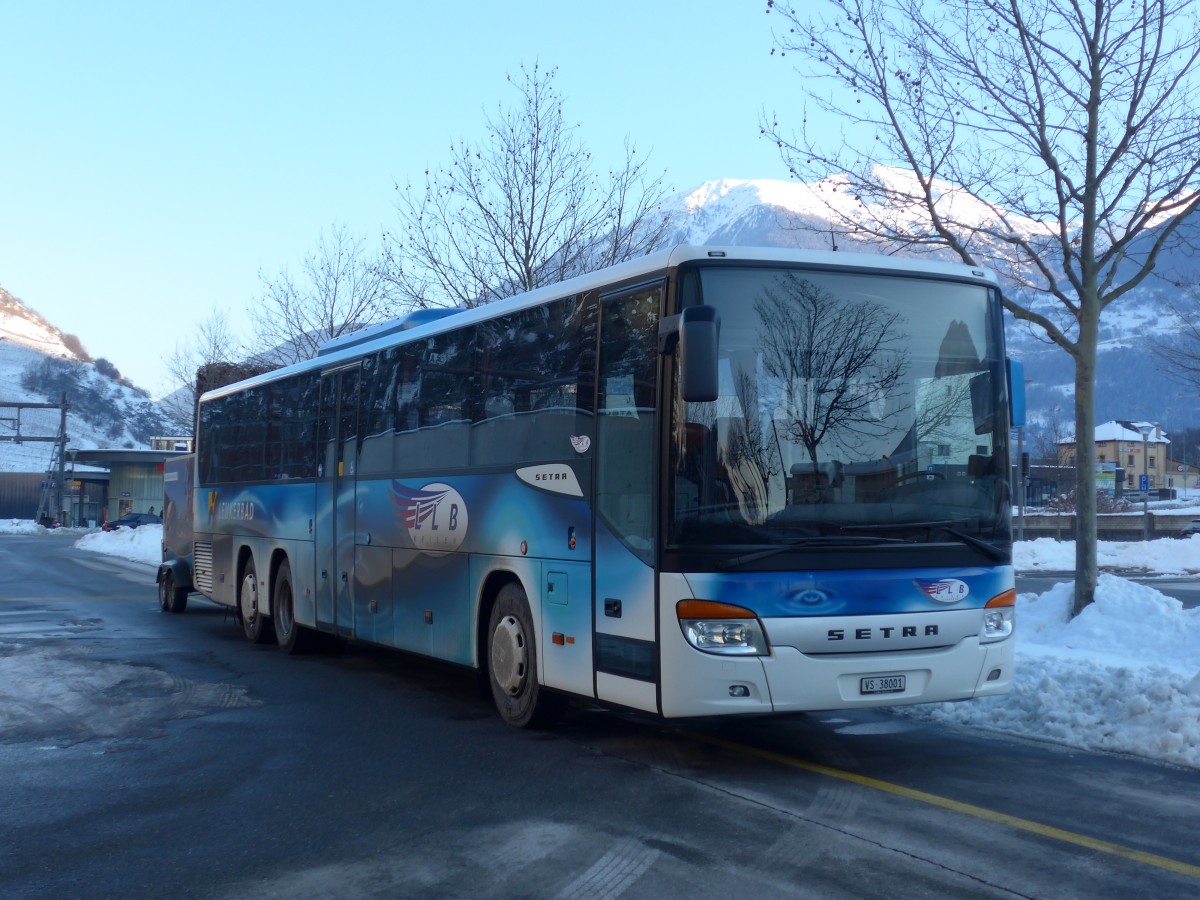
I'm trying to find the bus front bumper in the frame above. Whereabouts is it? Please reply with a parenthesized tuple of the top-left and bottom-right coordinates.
(658, 633, 1014, 719)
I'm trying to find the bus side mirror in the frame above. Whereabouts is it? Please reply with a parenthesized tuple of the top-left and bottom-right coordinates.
(679, 305, 720, 403)
(1007, 358, 1026, 428)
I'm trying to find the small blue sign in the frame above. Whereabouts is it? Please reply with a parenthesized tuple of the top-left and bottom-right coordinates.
(1139, 474, 1148, 491)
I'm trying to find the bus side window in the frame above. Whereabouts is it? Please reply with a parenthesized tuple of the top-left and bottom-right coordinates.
(472, 295, 595, 469)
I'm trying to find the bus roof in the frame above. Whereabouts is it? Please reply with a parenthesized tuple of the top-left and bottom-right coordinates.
(199, 245, 998, 403)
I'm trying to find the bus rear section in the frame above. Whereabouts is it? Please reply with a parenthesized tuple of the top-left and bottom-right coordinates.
(156, 453, 195, 613)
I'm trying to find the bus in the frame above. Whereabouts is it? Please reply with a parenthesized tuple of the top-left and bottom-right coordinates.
(159, 246, 1025, 727)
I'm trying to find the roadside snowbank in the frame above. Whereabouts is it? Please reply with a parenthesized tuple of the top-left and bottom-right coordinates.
(1015, 535, 1200, 574)
(73, 523, 163, 563)
(0, 518, 44, 535)
(902, 575, 1200, 768)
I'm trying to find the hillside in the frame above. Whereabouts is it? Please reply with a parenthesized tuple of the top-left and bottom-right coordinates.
(0, 286, 170, 473)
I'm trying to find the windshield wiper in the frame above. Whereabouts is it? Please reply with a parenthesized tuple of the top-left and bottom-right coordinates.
(839, 520, 1008, 563)
(719, 535, 907, 570)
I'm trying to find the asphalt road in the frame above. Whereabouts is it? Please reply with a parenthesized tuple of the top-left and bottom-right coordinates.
(2, 533, 1198, 899)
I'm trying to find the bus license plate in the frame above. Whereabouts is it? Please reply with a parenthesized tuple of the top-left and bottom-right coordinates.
(860, 675, 905, 695)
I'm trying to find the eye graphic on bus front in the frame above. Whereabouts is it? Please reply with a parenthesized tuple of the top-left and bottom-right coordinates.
(390, 482, 469, 554)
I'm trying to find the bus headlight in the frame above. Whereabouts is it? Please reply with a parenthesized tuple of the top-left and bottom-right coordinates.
(981, 590, 1015, 643)
(677, 600, 768, 656)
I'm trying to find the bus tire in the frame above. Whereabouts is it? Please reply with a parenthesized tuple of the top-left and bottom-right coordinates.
(273, 559, 312, 654)
(159, 571, 188, 614)
(238, 557, 272, 644)
(486, 582, 566, 728)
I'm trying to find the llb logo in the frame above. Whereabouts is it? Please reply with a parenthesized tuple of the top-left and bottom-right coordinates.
(914, 578, 970, 604)
(392, 482, 469, 554)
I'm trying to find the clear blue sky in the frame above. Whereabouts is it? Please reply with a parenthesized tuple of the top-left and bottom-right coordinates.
(0, 0, 809, 396)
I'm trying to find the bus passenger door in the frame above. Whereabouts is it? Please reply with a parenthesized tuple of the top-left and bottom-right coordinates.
(314, 366, 359, 635)
(592, 283, 663, 715)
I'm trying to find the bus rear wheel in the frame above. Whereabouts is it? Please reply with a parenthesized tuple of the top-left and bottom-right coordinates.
(273, 559, 312, 654)
(487, 583, 566, 728)
(159, 571, 188, 614)
(238, 558, 272, 644)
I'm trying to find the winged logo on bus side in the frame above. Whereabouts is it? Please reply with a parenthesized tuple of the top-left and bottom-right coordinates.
(390, 482, 469, 554)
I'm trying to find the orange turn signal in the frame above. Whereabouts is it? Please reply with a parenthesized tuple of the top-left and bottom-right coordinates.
(985, 589, 1017, 608)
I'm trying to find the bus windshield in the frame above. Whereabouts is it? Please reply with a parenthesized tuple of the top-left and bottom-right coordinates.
(668, 264, 1011, 559)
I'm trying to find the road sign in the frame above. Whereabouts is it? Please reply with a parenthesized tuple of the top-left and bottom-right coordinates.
(1139, 474, 1148, 491)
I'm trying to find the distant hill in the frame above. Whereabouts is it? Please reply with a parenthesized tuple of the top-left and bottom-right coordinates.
(0, 286, 170, 473)
(660, 176, 1198, 435)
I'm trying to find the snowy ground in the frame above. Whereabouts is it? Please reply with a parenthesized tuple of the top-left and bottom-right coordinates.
(3, 519, 1198, 770)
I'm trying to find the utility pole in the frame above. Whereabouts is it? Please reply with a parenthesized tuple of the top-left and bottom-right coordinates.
(1139, 424, 1152, 541)
(54, 392, 68, 523)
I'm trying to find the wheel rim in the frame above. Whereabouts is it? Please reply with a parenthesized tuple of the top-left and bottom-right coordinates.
(160, 575, 171, 610)
(490, 614, 527, 696)
(240, 573, 258, 625)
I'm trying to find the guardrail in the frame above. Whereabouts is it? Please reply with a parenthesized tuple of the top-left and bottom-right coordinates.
(1018, 513, 1197, 541)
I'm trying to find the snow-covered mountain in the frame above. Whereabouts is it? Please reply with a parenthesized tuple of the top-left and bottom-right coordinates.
(0, 287, 170, 473)
(663, 175, 1197, 437)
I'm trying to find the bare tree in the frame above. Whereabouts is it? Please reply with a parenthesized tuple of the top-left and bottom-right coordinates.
(729, 368, 784, 504)
(763, 0, 1200, 614)
(385, 63, 672, 311)
(159, 310, 243, 434)
(755, 273, 908, 471)
(252, 224, 395, 366)
(1027, 403, 1071, 464)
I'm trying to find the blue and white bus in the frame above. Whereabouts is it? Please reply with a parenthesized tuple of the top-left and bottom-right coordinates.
(169, 246, 1024, 727)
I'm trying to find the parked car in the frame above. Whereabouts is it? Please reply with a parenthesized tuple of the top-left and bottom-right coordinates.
(1175, 519, 1200, 539)
(103, 512, 162, 531)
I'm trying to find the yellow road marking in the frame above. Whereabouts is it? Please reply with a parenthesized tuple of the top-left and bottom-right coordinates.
(692, 732, 1200, 880)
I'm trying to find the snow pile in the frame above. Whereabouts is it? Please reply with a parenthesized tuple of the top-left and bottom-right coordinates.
(74, 524, 163, 563)
(0, 518, 45, 534)
(1015, 535, 1200, 574)
(907, 576, 1200, 768)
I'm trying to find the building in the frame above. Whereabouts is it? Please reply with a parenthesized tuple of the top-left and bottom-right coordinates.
(69, 448, 189, 523)
(150, 435, 194, 452)
(1057, 421, 1169, 494)
(1166, 457, 1200, 493)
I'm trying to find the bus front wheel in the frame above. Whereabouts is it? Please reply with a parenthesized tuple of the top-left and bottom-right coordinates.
(487, 583, 566, 728)
(238, 558, 272, 644)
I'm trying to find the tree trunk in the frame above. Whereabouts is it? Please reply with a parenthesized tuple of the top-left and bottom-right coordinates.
(1071, 313, 1100, 616)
